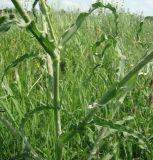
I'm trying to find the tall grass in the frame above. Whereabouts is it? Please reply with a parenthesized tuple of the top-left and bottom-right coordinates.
(1, 1, 153, 160)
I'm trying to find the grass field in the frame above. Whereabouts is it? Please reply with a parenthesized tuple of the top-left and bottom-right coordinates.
(1, 3, 153, 159)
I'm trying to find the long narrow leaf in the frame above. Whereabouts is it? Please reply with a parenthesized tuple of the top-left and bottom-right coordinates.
(59, 2, 118, 46)
(93, 117, 146, 144)
(89, 116, 135, 159)
(1, 52, 38, 82)
(137, 16, 153, 41)
(19, 105, 54, 132)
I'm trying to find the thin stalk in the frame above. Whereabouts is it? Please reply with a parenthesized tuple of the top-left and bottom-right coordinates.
(53, 59, 61, 136)
(47, 54, 53, 99)
(60, 51, 153, 144)
(11, 0, 30, 23)
(39, 2, 54, 99)
(39, 1, 62, 159)
(39, 0, 57, 43)
(41, 12, 48, 33)
(53, 55, 62, 160)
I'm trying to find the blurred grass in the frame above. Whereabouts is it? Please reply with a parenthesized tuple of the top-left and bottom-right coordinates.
(1, 8, 153, 160)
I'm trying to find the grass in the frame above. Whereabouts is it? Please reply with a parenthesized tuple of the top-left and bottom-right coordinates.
(1, 4, 153, 160)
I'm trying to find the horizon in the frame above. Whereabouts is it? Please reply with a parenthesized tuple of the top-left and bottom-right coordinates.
(0, 0, 153, 16)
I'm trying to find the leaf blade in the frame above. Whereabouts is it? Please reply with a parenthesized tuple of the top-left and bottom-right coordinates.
(0, 14, 17, 32)
(59, 2, 118, 46)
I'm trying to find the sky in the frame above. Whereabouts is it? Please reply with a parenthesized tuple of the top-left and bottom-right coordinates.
(0, 0, 153, 16)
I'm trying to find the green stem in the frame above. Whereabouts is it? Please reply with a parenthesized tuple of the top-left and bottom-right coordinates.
(60, 51, 153, 144)
(39, 1, 62, 159)
(11, 0, 30, 22)
(40, 0, 57, 43)
(53, 56, 61, 136)
(39, 2, 54, 99)
(11, 0, 62, 159)
(53, 53, 62, 160)
(11, 0, 57, 60)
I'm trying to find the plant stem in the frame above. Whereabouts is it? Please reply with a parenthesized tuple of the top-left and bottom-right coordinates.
(39, 1, 62, 159)
(60, 51, 153, 144)
(11, 0, 57, 60)
(11, 0, 62, 159)
(40, 0, 57, 43)
(11, 0, 30, 23)
(39, 2, 54, 99)
(53, 53, 62, 160)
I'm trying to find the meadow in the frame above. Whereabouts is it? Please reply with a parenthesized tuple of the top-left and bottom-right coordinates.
(1, 1, 153, 159)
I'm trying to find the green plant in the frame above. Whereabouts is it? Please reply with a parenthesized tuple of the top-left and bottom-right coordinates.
(0, 0, 153, 160)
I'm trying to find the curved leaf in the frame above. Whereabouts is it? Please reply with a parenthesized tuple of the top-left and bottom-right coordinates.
(137, 16, 153, 43)
(19, 105, 54, 132)
(89, 116, 135, 159)
(59, 2, 118, 46)
(1, 52, 38, 82)
(92, 33, 107, 53)
(93, 117, 147, 149)
(0, 14, 17, 32)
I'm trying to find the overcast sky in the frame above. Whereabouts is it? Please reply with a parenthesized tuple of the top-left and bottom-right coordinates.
(0, 0, 153, 16)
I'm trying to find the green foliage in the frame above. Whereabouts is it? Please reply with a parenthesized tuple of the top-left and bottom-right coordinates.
(1, 1, 153, 160)
(59, 2, 118, 46)
(1, 52, 38, 82)
(93, 117, 147, 148)
(88, 116, 147, 159)
(19, 105, 53, 133)
(0, 14, 17, 32)
(137, 16, 153, 49)
(137, 16, 153, 41)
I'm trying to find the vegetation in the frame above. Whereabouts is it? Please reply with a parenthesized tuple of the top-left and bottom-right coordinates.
(1, 0, 153, 159)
